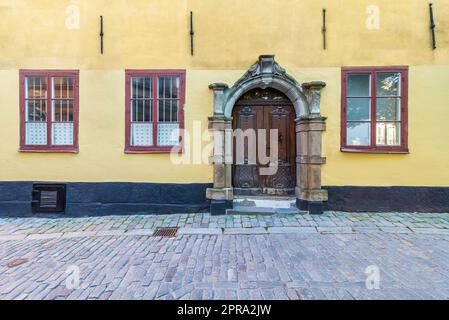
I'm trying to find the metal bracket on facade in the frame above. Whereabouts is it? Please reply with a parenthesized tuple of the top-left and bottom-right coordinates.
(322, 9, 327, 50)
(429, 3, 436, 50)
(100, 16, 104, 54)
(190, 11, 195, 56)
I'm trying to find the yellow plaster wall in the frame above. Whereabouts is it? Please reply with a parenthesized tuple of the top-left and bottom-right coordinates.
(0, 0, 448, 186)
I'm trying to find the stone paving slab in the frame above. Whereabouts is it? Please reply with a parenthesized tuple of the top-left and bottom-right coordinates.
(178, 228, 222, 235)
(224, 227, 268, 235)
(0, 234, 26, 241)
(268, 227, 316, 234)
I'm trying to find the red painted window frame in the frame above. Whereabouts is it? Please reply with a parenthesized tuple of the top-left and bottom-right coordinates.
(125, 70, 185, 154)
(19, 70, 79, 153)
(341, 66, 409, 154)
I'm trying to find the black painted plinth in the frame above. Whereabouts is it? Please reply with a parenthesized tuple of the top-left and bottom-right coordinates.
(324, 186, 449, 213)
(0, 182, 212, 217)
(297, 199, 324, 215)
(2, 182, 449, 217)
(210, 200, 233, 216)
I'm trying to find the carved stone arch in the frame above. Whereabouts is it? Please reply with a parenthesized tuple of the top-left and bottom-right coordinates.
(206, 55, 328, 215)
(223, 74, 309, 119)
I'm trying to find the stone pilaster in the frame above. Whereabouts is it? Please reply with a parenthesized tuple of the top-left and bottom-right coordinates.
(302, 81, 326, 117)
(209, 83, 228, 116)
(295, 116, 327, 214)
(206, 114, 234, 215)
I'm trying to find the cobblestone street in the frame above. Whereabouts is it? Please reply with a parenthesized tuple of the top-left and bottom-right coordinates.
(1, 212, 449, 300)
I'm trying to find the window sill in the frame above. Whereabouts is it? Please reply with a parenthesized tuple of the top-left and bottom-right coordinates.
(125, 146, 183, 154)
(19, 147, 79, 153)
(341, 147, 409, 154)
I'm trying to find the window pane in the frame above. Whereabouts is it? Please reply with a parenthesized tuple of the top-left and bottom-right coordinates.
(53, 100, 73, 122)
(377, 98, 401, 121)
(377, 73, 400, 97)
(26, 77, 47, 99)
(347, 74, 371, 97)
(26, 123, 47, 145)
(158, 100, 173, 122)
(131, 77, 152, 99)
(158, 77, 165, 98)
(157, 123, 180, 146)
(376, 122, 400, 146)
(26, 100, 47, 121)
(131, 123, 153, 146)
(347, 98, 371, 121)
(346, 122, 370, 146)
(157, 100, 178, 122)
(158, 76, 180, 99)
(53, 100, 61, 122)
(165, 100, 170, 121)
(52, 77, 74, 99)
(68, 101, 73, 122)
(52, 123, 74, 145)
(172, 77, 180, 98)
(171, 100, 179, 122)
(131, 99, 152, 122)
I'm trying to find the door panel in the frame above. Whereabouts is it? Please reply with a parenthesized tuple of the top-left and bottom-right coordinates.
(263, 106, 296, 191)
(232, 105, 262, 190)
(233, 103, 296, 195)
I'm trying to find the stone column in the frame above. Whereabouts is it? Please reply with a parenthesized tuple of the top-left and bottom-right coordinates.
(295, 116, 327, 214)
(206, 83, 233, 215)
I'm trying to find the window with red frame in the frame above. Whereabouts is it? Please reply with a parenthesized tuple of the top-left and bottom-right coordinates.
(20, 70, 79, 152)
(125, 70, 185, 153)
(341, 67, 408, 153)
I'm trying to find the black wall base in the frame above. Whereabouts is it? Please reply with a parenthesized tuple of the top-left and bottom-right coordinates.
(0, 182, 212, 217)
(297, 199, 324, 215)
(324, 186, 449, 213)
(210, 200, 233, 216)
(1, 182, 449, 217)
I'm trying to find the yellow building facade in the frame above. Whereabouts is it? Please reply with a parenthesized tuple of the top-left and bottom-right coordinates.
(0, 0, 448, 215)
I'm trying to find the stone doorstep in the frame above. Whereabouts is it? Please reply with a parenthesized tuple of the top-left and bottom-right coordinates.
(227, 206, 305, 216)
(233, 195, 297, 209)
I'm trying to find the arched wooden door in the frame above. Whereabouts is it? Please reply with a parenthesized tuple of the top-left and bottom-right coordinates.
(232, 88, 296, 196)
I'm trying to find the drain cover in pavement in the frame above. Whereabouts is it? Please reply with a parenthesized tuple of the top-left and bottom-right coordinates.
(152, 227, 179, 238)
(6, 258, 29, 268)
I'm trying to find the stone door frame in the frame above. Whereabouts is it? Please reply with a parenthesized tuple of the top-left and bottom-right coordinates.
(206, 55, 328, 215)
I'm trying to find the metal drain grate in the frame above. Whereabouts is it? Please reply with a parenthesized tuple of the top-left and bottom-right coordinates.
(7, 258, 29, 268)
(152, 227, 179, 238)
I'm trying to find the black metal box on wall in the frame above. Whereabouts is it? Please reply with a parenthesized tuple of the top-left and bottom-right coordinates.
(32, 184, 67, 214)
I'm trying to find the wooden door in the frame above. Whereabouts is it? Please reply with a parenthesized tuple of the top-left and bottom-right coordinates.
(232, 102, 296, 196)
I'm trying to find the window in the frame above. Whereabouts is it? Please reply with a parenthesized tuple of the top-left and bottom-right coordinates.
(341, 67, 408, 153)
(20, 70, 79, 152)
(125, 70, 185, 153)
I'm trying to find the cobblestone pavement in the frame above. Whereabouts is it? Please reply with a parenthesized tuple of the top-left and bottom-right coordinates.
(1, 212, 449, 300)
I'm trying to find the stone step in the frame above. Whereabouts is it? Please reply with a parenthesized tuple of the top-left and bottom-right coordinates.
(226, 206, 307, 216)
(233, 195, 297, 209)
